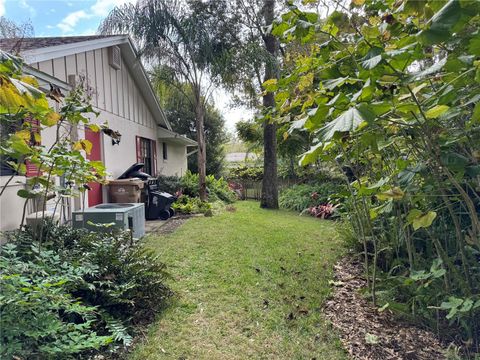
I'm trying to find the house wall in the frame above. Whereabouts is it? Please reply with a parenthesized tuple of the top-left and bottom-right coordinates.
(1, 45, 191, 232)
(0, 101, 61, 234)
(33, 47, 187, 179)
(33, 47, 157, 130)
(0, 176, 26, 233)
(157, 142, 188, 177)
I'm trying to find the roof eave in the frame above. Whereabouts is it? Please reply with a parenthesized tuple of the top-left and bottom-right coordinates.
(20, 35, 129, 64)
(157, 126, 198, 146)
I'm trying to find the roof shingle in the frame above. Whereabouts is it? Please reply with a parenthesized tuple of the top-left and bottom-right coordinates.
(0, 35, 120, 54)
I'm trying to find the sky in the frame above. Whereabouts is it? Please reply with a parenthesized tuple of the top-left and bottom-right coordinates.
(0, 0, 252, 134)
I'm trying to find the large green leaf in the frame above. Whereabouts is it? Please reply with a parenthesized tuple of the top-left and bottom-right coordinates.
(319, 104, 375, 140)
(17, 189, 40, 199)
(10, 135, 32, 155)
(468, 36, 480, 56)
(300, 142, 324, 166)
(440, 151, 469, 173)
(471, 102, 480, 123)
(361, 48, 383, 69)
(376, 187, 404, 201)
(407, 209, 437, 230)
(418, 0, 462, 45)
(425, 105, 449, 119)
(262, 79, 278, 92)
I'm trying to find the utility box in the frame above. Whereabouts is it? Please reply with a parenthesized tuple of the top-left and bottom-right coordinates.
(108, 178, 144, 203)
(72, 203, 145, 238)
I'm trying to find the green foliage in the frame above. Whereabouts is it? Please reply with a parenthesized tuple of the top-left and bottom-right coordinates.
(181, 171, 236, 204)
(273, 0, 480, 349)
(172, 195, 212, 215)
(228, 165, 263, 182)
(1, 223, 171, 358)
(0, 243, 111, 358)
(152, 69, 228, 177)
(156, 174, 182, 194)
(279, 182, 346, 213)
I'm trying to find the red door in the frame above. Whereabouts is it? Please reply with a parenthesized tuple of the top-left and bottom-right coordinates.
(85, 129, 103, 207)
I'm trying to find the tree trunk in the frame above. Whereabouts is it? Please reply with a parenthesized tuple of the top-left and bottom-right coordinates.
(194, 95, 207, 201)
(260, 0, 278, 209)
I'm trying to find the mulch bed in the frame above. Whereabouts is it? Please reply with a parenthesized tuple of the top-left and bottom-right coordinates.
(324, 257, 446, 360)
(156, 217, 188, 235)
(156, 215, 202, 235)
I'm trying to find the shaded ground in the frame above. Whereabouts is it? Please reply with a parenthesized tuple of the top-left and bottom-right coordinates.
(130, 201, 347, 360)
(324, 257, 446, 360)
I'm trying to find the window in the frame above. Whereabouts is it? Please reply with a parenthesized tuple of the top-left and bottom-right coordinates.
(163, 142, 168, 160)
(135, 136, 157, 176)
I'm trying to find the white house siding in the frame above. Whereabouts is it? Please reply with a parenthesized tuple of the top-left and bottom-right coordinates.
(0, 176, 26, 232)
(0, 47, 189, 233)
(158, 142, 187, 177)
(34, 47, 157, 130)
(33, 46, 183, 181)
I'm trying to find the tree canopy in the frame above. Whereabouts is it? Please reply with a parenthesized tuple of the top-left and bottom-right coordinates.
(152, 68, 228, 177)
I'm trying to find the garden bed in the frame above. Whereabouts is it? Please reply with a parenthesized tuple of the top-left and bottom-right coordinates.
(324, 257, 446, 360)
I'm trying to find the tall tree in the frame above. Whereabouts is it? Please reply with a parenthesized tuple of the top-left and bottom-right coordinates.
(259, 0, 279, 208)
(100, 0, 235, 200)
(213, 0, 281, 208)
(153, 70, 228, 176)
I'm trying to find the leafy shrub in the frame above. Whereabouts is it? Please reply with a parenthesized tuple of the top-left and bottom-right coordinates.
(1, 223, 171, 358)
(228, 165, 263, 181)
(274, 0, 480, 349)
(206, 175, 236, 203)
(279, 182, 346, 212)
(64, 231, 171, 323)
(180, 171, 200, 197)
(172, 195, 212, 214)
(0, 243, 111, 359)
(156, 175, 182, 194)
(180, 171, 236, 204)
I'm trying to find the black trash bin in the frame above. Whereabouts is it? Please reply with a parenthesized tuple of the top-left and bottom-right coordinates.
(118, 163, 177, 220)
(146, 190, 176, 220)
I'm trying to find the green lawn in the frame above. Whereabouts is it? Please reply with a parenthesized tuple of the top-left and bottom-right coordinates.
(131, 201, 347, 360)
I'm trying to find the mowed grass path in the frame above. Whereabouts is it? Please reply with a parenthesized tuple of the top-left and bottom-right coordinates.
(131, 201, 347, 360)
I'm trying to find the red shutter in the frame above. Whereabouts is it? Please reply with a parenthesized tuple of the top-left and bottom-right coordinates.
(25, 117, 41, 177)
(151, 140, 157, 176)
(135, 136, 142, 164)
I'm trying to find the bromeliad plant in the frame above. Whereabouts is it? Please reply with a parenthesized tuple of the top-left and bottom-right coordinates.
(272, 0, 480, 350)
(0, 50, 106, 237)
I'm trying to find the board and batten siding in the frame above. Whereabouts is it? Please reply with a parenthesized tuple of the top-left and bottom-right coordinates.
(31, 46, 166, 179)
(33, 47, 156, 129)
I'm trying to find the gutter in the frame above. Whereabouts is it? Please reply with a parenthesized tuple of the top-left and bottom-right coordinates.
(187, 149, 198, 157)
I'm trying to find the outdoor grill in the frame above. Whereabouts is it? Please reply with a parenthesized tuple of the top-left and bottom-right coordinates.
(116, 163, 177, 220)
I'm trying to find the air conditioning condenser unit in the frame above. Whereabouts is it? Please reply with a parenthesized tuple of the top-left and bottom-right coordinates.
(72, 203, 145, 238)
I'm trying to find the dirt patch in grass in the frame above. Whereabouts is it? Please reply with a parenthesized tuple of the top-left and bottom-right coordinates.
(157, 217, 189, 235)
(324, 257, 446, 360)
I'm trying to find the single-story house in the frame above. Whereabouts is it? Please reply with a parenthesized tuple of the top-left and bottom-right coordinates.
(0, 35, 197, 232)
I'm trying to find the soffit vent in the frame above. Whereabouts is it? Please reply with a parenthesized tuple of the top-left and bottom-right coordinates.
(109, 46, 121, 70)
